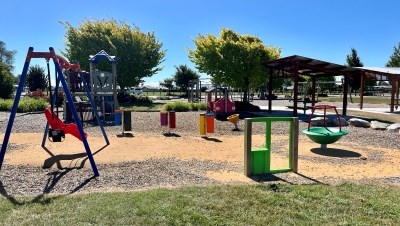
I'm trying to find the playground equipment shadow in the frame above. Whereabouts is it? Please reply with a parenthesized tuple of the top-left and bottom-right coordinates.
(310, 148, 362, 158)
(249, 172, 326, 185)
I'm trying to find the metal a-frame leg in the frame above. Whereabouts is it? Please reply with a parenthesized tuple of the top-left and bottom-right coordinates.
(79, 73, 109, 145)
(0, 56, 32, 171)
(51, 54, 99, 177)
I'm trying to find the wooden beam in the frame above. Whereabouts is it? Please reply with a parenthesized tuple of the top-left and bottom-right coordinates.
(390, 75, 395, 112)
(360, 71, 365, 110)
(292, 117, 299, 173)
(293, 65, 299, 117)
(268, 68, 273, 113)
(342, 74, 349, 116)
(244, 119, 252, 176)
(311, 76, 316, 106)
(296, 61, 356, 76)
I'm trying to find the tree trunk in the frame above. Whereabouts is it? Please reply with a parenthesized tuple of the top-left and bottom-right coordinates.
(349, 85, 353, 103)
(243, 90, 248, 102)
(243, 78, 250, 102)
(260, 85, 266, 100)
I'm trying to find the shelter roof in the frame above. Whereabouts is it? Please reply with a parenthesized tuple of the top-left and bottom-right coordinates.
(263, 55, 360, 78)
(356, 67, 400, 76)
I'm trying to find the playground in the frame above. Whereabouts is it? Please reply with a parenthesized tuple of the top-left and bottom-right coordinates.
(1, 110, 400, 196)
(0, 47, 399, 197)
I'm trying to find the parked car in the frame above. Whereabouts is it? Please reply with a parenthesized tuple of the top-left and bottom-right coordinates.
(127, 87, 143, 95)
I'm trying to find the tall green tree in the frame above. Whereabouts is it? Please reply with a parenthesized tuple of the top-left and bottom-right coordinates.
(160, 78, 174, 95)
(345, 48, 364, 102)
(26, 65, 47, 91)
(62, 19, 166, 90)
(0, 40, 16, 71)
(173, 65, 200, 95)
(188, 28, 281, 102)
(386, 42, 400, 67)
(0, 61, 15, 99)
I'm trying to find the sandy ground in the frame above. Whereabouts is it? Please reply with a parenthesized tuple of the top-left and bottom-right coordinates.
(3, 132, 400, 184)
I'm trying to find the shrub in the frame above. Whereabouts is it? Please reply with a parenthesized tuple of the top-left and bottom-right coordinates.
(117, 92, 131, 103)
(131, 94, 153, 105)
(0, 62, 14, 99)
(163, 101, 207, 112)
(190, 102, 207, 111)
(164, 101, 190, 112)
(0, 97, 48, 113)
(0, 99, 12, 111)
(117, 92, 153, 105)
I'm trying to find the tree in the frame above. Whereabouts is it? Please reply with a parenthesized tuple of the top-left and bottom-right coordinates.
(386, 42, 400, 67)
(345, 48, 364, 102)
(0, 40, 16, 71)
(0, 61, 14, 99)
(173, 65, 200, 95)
(160, 78, 174, 95)
(188, 28, 281, 102)
(62, 18, 166, 90)
(26, 65, 47, 91)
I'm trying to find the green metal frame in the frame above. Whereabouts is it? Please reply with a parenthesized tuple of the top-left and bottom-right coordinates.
(244, 117, 299, 176)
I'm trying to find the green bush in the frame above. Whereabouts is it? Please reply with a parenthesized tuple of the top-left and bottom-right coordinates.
(163, 101, 207, 112)
(131, 94, 153, 105)
(0, 99, 12, 111)
(0, 62, 14, 99)
(0, 97, 48, 113)
(190, 102, 207, 111)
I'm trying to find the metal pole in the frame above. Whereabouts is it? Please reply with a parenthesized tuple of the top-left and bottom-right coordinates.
(79, 73, 110, 145)
(50, 47, 99, 177)
(0, 47, 33, 170)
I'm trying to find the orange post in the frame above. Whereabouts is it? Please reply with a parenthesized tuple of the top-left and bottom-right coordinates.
(206, 113, 214, 133)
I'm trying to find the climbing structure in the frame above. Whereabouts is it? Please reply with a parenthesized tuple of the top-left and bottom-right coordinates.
(64, 50, 118, 122)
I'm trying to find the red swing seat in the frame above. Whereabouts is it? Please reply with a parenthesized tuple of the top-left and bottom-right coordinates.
(44, 107, 88, 141)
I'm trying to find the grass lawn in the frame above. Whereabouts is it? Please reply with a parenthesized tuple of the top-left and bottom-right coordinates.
(319, 96, 392, 105)
(0, 183, 399, 225)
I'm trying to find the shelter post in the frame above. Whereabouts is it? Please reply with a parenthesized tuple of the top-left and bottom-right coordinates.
(342, 73, 349, 116)
(293, 65, 299, 117)
(268, 68, 273, 113)
(311, 76, 316, 105)
(360, 71, 365, 110)
(390, 75, 396, 112)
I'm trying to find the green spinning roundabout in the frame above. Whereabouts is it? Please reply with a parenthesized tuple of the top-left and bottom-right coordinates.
(302, 105, 348, 149)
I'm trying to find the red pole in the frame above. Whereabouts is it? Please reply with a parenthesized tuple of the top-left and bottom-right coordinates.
(169, 111, 176, 129)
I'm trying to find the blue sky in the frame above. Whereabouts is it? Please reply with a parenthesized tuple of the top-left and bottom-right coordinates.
(2, 0, 400, 87)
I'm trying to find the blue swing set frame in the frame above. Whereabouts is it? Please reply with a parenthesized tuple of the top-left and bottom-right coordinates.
(0, 47, 109, 177)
